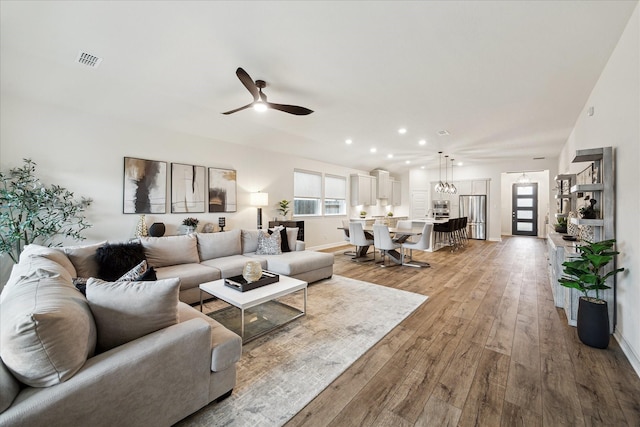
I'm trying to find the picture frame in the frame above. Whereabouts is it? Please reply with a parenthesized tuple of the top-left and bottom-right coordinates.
(208, 168, 237, 212)
(171, 163, 205, 213)
(123, 157, 167, 214)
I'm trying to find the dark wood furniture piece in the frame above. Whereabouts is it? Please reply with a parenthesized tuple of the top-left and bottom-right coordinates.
(268, 220, 304, 241)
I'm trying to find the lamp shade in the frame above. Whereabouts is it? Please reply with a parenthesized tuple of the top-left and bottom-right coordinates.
(250, 192, 269, 207)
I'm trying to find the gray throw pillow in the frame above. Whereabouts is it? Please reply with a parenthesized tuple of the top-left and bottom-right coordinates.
(86, 278, 180, 352)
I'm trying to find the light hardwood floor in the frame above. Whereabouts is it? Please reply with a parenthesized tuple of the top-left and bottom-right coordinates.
(285, 236, 640, 426)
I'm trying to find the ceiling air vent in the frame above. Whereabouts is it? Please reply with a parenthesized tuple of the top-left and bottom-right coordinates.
(76, 51, 102, 68)
(533, 157, 545, 160)
(437, 130, 450, 136)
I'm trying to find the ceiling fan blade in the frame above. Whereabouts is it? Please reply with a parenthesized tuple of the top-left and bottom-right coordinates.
(267, 102, 313, 115)
(221, 102, 254, 115)
(236, 67, 259, 101)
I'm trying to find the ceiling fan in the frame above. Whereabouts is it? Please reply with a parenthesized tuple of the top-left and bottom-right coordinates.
(222, 67, 313, 116)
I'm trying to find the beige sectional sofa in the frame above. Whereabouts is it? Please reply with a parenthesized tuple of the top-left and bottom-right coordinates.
(0, 244, 242, 427)
(142, 228, 334, 304)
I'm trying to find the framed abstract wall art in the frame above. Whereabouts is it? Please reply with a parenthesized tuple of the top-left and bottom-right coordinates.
(208, 168, 237, 212)
(123, 157, 167, 214)
(171, 163, 205, 213)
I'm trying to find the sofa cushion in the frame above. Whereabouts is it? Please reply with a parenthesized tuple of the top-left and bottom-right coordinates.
(62, 241, 106, 278)
(248, 251, 334, 276)
(155, 263, 220, 291)
(285, 228, 299, 252)
(241, 229, 260, 254)
(200, 255, 267, 278)
(0, 267, 97, 387)
(86, 278, 180, 352)
(140, 234, 199, 268)
(95, 241, 146, 281)
(268, 227, 290, 252)
(0, 358, 20, 413)
(196, 229, 241, 261)
(256, 231, 282, 255)
(17, 245, 78, 278)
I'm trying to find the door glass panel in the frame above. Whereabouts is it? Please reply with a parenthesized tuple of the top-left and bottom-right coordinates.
(517, 210, 533, 219)
(516, 222, 533, 232)
(517, 198, 533, 207)
(517, 186, 534, 195)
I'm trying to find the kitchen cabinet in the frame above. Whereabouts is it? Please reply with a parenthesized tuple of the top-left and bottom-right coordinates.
(390, 179, 401, 206)
(370, 170, 390, 199)
(350, 174, 376, 206)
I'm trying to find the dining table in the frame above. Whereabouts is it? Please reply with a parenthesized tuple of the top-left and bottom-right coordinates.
(338, 225, 423, 262)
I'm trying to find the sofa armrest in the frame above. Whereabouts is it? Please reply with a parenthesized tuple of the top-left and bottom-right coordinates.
(295, 241, 305, 251)
(0, 319, 213, 427)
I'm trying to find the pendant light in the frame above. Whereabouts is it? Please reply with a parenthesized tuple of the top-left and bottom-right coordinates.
(449, 158, 457, 194)
(443, 155, 451, 193)
(435, 151, 445, 193)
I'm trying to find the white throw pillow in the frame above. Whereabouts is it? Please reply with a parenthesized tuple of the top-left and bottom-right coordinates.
(286, 228, 299, 251)
(86, 278, 180, 352)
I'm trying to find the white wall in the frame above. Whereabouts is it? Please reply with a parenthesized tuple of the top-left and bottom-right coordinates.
(558, 4, 639, 375)
(0, 94, 412, 285)
(409, 158, 558, 241)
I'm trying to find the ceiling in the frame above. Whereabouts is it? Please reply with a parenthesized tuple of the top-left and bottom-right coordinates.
(1, 1, 637, 174)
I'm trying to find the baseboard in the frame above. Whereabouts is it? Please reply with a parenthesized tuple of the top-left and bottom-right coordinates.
(613, 330, 640, 378)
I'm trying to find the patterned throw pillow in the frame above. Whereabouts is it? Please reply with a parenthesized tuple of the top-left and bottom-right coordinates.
(256, 231, 282, 255)
(116, 260, 148, 282)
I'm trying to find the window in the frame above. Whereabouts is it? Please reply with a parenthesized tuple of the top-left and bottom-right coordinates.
(324, 175, 346, 215)
(294, 170, 321, 216)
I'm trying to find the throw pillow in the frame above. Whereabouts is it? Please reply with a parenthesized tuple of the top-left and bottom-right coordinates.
(95, 242, 146, 281)
(115, 260, 148, 282)
(256, 231, 282, 255)
(136, 267, 157, 281)
(268, 226, 290, 252)
(286, 227, 299, 251)
(86, 278, 180, 352)
(0, 268, 97, 387)
(62, 241, 107, 278)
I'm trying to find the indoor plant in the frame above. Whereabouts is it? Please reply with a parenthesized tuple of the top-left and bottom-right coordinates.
(277, 199, 290, 219)
(359, 211, 367, 218)
(558, 239, 625, 348)
(0, 159, 92, 264)
(554, 216, 567, 233)
(182, 217, 199, 233)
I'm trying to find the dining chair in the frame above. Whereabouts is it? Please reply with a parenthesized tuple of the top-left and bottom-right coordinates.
(393, 220, 414, 243)
(373, 224, 401, 267)
(341, 219, 357, 256)
(348, 222, 375, 262)
(401, 222, 433, 268)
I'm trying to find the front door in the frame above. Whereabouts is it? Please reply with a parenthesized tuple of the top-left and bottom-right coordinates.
(512, 183, 538, 236)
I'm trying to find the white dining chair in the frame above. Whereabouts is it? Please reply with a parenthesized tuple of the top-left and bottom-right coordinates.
(393, 220, 414, 243)
(401, 222, 433, 268)
(373, 224, 401, 267)
(349, 222, 375, 262)
(342, 219, 356, 256)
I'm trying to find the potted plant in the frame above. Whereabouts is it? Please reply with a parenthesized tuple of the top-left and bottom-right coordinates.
(277, 199, 290, 220)
(580, 197, 598, 219)
(558, 239, 625, 348)
(182, 217, 199, 233)
(387, 212, 394, 217)
(0, 159, 92, 263)
(554, 216, 567, 233)
(359, 211, 367, 219)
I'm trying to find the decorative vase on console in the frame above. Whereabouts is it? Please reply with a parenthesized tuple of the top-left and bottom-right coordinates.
(135, 215, 148, 237)
(242, 260, 262, 283)
(148, 222, 165, 237)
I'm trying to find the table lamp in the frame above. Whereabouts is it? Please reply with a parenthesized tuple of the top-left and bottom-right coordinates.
(250, 192, 269, 229)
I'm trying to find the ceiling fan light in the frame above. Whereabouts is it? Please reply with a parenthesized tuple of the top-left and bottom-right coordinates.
(253, 102, 268, 112)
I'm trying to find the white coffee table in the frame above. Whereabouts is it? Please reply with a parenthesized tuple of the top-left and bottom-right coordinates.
(199, 275, 308, 342)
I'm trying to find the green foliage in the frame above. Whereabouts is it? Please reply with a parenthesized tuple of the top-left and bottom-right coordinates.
(558, 239, 625, 300)
(0, 159, 92, 263)
(277, 199, 290, 216)
(182, 217, 199, 227)
(555, 216, 567, 226)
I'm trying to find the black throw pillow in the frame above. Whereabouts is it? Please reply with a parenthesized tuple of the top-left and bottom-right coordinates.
(95, 242, 146, 281)
(268, 228, 290, 252)
(136, 267, 157, 281)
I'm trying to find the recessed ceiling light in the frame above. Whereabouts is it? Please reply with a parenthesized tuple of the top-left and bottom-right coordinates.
(387, 154, 393, 159)
(437, 130, 450, 136)
(457, 162, 463, 166)
(421, 166, 425, 169)
(370, 148, 377, 153)
(405, 160, 411, 164)
(345, 139, 353, 145)
(418, 139, 426, 146)
(398, 128, 407, 134)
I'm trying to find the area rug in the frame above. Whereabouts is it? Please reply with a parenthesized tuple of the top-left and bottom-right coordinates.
(176, 275, 428, 427)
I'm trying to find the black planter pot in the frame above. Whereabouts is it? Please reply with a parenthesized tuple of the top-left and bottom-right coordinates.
(148, 222, 166, 237)
(577, 297, 609, 349)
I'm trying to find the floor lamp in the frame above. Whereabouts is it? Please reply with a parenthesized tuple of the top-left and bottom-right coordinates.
(250, 192, 269, 229)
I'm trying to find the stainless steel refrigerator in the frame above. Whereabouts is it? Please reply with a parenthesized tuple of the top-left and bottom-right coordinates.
(459, 195, 487, 240)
